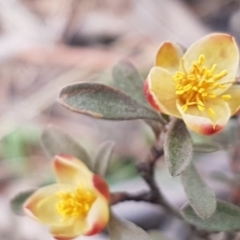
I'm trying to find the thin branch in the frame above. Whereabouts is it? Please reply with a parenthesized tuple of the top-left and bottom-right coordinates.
(136, 145, 182, 218)
(111, 141, 181, 218)
(110, 134, 212, 239)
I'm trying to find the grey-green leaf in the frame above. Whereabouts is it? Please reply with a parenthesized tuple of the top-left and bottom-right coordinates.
(181, 200, 240, 231)
(10, 189, 35, 215)
(164, 119, 193, 176)
(181, 163, 216, 219)
(93, 141, 115, 177)
(193, 142, 221, 153)
(148, 230, 173, 240)
(112, 61, 147, 105)
(108, 212, 151, 240)
(41, 125, 92, 169)
(59, 82, 160, 121)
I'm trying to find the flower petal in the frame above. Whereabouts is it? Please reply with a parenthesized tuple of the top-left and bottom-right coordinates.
(92, 174, 109, 201)
(85, 194, 109, 236)
(51, 218, 88, 240)
(155, 42, 183, 73)
(24, 184, 74, 225)
(182, 33, 239, 92)
(146, 66, 181, 117)
(53, 155, 93, 186)
(223, 84, 240, 115)
(176, 99, 231, 135)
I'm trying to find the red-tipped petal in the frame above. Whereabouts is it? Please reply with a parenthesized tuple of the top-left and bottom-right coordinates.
(24, 184, 73, 225)
(93, 174, 109, 201)
(53, 155, 92, 186)
(144, 79, 161, 112)
(146, 67, 181, 118)
(176, 99, 230, 135)
(85, 196, 109, 236)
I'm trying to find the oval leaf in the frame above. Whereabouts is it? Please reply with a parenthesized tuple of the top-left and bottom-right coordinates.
(11, 190, 35, 215)
(181, 200, 240, 231)
(41, 125, 92, 169)
(164, 119, 193, 176)
(108, 212, 151, 240)
(181, 163, 216, 219)
(193, 142, 221, 153)
(112, 61, 166, 129)
(112, 61, 147, 105)
(59, 82, 160, 121)
(93, 141, 115, 177)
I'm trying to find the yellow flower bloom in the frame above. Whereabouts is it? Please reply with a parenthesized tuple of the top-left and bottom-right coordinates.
(24, 155, 110, 240)
(145, 33, 240, 135)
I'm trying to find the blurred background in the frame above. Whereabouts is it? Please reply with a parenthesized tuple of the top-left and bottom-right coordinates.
(1, 0, 240, 239)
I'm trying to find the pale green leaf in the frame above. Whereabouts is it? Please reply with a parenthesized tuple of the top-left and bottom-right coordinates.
(148, 230, 173, 240)
(193, 142, 221, 153)
(181, 163, 216, 219)
(112, 61, 166, 129)
(59, 82, 160, 121)
(181, 200, 240, 231)
(41, 125, 92, 169)
(11, 190, 35, 215)
(93, 141, 114, 177)
(112, 61, 147, 105)
(164, 119, 193, 176)
(108, 212, 151, 240)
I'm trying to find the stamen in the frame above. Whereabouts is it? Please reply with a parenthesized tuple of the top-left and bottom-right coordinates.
(213, 70, 227, 80)
(183, 84, 192, 91)
(176, 90, 185, 95)
(208, 93, 216, 98)
(197, 104, 205, 111)
(208, 64, 216, 75)
(182, 104, 188, 112)
(208, 108, 215, 117)
(221, 94, 231, 100)
(198, 55, 205, 65)
(172, 54, 231, 118)
(56, 186, 96, 219)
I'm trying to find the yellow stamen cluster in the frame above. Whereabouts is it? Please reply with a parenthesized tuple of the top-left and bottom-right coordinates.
(172, 54, 231, 117)
(56, 185, 96, 219)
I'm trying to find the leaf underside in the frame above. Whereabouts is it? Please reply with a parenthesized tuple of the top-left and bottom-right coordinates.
(164, 119, 193, 176)
(181, 200, 240, 231)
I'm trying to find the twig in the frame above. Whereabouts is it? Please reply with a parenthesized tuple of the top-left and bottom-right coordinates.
(136, 145, 182, 218)
(110, 132, 212, 239)
(111, 140, 181, 218)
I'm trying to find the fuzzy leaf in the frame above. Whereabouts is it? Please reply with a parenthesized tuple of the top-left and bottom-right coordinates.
(164, 119, 193, 176)
(59, 82, 160, 121)
(41, 125, 92, 169)
(93, 141, 115, 177)
(148, 230, 173, 240)
(193, 142, 221, 153)
(108, 212, 151, 240)
(181, 163, 216, 219)
(181, 200, 240, 231)
(11, 190, 35, 215)
(112, 61, 166, 129)
(112, 61, 147, 105)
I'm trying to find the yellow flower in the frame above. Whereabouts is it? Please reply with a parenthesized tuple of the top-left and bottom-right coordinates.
(144, 33, 240, 135)
(24, 155, 110, 240)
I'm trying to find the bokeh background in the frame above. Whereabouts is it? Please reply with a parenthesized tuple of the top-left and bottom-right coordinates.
(1, 0, 240, 239)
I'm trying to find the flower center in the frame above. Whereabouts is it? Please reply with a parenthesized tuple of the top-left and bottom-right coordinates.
(172, 54, 231, 117)
(56, 185, 96, 219)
